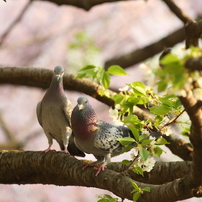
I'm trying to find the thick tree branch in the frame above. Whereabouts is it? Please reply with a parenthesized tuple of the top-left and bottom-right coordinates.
(32, 0, 136, 11)
(0, 150, 199, 201)
(107, 161, 193, 184)
(179, 89, 202, 187)
(104, 27, 185, 69)
(185, 57, 202, 71)
(185, 19, 202, 48)
(163, 134, 193, 161)
(0, 67, 114, 106)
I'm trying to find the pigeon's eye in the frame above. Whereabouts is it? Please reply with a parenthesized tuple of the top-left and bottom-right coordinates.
(84, 100, 88, 104)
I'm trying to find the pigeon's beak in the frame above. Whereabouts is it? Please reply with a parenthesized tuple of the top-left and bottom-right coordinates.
(78, 104, 84, 111)
(55, 74, 61, 81)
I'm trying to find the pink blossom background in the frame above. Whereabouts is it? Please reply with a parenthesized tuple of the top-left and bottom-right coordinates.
(0, 0, 202, 201)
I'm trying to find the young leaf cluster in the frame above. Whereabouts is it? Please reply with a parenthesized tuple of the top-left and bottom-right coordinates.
(157, 46, 202, 93)
(75, 65, 128, 89)
(131, 181, 150, 201)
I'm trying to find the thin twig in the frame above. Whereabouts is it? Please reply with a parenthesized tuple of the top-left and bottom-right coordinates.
(0, 0, 32, 46)
(163, 0, 192, 24)
(0, 110, 15, 141)
(159, 109, 186, 132)
(125, 152, 139, 173)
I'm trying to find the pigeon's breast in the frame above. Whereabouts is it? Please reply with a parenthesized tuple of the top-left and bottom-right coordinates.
(41, 100, 70, 141)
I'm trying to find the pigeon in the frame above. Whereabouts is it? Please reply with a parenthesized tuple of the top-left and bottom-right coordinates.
(71, 96, 136, 176)
(36, 66, 85, 157)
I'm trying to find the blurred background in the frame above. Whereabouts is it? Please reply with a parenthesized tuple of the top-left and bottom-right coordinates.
(0, 0, 202, 201)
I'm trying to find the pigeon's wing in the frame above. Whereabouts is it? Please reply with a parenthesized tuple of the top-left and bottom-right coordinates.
(94, 120, 127, 154)
(62, 98, 73, 127)
(36, 101, 42, 127)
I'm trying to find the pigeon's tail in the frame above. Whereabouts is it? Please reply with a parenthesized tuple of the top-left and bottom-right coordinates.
(59, 135, 85, 157)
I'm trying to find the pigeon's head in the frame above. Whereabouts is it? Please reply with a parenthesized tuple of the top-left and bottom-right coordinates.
(54, 66, 64, 81)
(77, 96, 89, 111)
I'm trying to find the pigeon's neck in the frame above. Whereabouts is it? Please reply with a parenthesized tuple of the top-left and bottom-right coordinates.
(49, 76, 64, 94)
(73, 106, 98, 140)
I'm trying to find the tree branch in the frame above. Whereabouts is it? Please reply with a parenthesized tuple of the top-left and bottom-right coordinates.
(0, 150, 198, 201)
(163, 0, 192, 23)
(32, 0, 137, 11)
(107, 161, 193, 184)
(179, 89, 202, 187)
(104, 27, 185, 69)
(185, 19, 202, 48)
(0, 67, 114, 106)
(0, 0, 32, 46)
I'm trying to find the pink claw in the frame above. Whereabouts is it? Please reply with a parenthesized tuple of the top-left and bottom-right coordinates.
(58, 149, 70, 155)
(94, 164, 107, 176)
(41, 149, 56, 153)
(82, 161, 97, 170)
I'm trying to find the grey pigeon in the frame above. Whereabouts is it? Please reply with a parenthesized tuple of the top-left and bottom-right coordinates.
(36, 66, 85, 157)
(71, 96, 135, 176)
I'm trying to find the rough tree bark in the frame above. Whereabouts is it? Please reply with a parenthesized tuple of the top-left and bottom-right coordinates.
(0, 150, 196, 201)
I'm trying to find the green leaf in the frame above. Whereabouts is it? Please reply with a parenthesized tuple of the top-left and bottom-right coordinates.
(160, 54, 180, 65)
(100, 71, 110, 89)
(123, 114, 140, 125)
(181, 127, 190, 137)
(140, 147, 149, 161)
(155, 137, 170, 145)
(164, 64, 184, 75)
(153, 146, 164, 157)
(131, 166, 144, 176)
(107, 65, 128, 75)
(149, 105, 171, 115)
(139, 134, 147, 142)
(117, 137, 136, 146)
(133, 192, 140, 202)
(120, 144, 135, 154)
(142, 187, 151, 192)
(157, 80, 168, 93)
(127, 125, 139, 141)
(111, 94, 125, 104)
(130, 81, 145, 88)
(97, 199, 108, 202)
(75, 65, 97, 79)
(141, 139, 153, 146)
(128, 81, 146, 95)
(121, 159, 131, 164)
(131, 181, 139, 189)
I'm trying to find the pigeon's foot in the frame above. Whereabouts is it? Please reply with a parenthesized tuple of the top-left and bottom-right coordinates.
(41, 148, 56, 153)
(82, 161, 98, 170)
(94, 163, 107, 176)
(58, 149, 70, 155)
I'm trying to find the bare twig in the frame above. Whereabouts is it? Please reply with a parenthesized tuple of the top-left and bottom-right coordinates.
(163, 0, 192, 23)
(0, 110, 15, 141)
(0, 0, 32, 46)
(159, 109, 186, 132)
